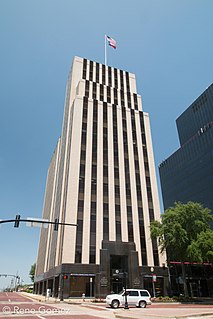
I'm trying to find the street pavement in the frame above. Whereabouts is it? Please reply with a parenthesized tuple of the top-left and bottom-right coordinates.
(0, 292, 212, 319)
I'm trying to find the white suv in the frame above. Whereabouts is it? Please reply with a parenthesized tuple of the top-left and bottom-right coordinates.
(106, 288, 152, 308)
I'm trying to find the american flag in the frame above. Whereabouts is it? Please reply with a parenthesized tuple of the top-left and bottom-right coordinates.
(106, 36, 117, 49)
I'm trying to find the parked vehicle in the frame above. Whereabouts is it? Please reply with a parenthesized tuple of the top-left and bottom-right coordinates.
(105, 288, 152, 308)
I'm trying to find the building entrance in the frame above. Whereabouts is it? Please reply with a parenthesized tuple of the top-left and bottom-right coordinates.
(110, 255, 128, 293)
(110, 277, 123, 294)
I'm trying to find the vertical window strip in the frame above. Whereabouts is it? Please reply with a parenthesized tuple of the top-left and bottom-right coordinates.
(103, 102, 109, 240)
(100, 84, 104, 101)
(133, 94, 138, 110)
(113, 104, 121, 240)
(139, 111, 159, 266)
(85, 80, 90, 97)
(127, 92, 132, 109)
(89, 100, 98, 264)
(114, 68, 118, 89)
(120, 90, 125, 107)
(92, 82, 97, 100)
(131, 110, 147, 265)
(125, 71, 130, 92)
(82, 59, 87, 80)
(89, 61, 93, 82)
(120, 70, 124, 91)
(96, 63, 99, 83)
(122, 107, 134, 242)
(114, 88, 118, 105)
(75, 97, 88, 263)
(107, 86, 111, 104)
(102, 65, 106, 85)
(108, 66, 112, 87)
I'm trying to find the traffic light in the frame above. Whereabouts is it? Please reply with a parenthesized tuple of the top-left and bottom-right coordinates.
(14, 214, 20, 228)
(63, 275, 68, 279)
(54, 218, 59, 231)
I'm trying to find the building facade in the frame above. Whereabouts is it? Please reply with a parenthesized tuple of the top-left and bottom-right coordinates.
(35, 56, 167, 299)
(159, 84, 213, 218)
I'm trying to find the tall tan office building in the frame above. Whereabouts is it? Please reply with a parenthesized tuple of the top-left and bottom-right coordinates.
(35, 56, 167, 298)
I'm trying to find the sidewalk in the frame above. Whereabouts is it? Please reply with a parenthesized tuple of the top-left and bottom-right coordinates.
(21, 292, 94, 304)
(20, 293, 213, 319)
(21, 292, 61, 303)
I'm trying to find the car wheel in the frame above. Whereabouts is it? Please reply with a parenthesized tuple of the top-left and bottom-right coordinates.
(111, 299, 120, 309)
(139, 300, 146, 308)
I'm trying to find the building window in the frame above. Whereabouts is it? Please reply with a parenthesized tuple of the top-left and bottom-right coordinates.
(89, 253, 96, 264)
(85, 80, 89, 97)
(133, 93, 138, 110)
(120, 70, 124, 90)
(127, 92, 131, 109)
(113, 104, 121, 241)
(128, 222, 134, 242)
(100, 84, 104, 101)
(108, 66, 112, 86)
(75, 98, 88, 263)
(126, 71, 130, 92)
(120, 90, 125, 107)
(114, 68, 118, 88)
(102, 64, 106, 85)
(96, 62, 99, 83)
(116, 221, 121, 240)
(82, 59, 87, 79)
(89, 61, 93, 81)
(92, 82, 97, 100)
(114, 88, 118, 105)
(89, 101, 98, 264)
(122, 107, 134, 242)
(103, 103, 109, 240)
(107, 86, 111, 104)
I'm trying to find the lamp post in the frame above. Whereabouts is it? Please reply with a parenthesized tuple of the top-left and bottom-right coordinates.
(123, 272, 129, 310)
(59, 275, 64, 301)
(150, 267, 156, 299)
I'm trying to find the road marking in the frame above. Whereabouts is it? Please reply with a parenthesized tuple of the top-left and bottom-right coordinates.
(37, 316, 45, 319)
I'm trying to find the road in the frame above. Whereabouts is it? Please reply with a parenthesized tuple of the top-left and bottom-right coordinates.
(0, 292, 213, 319)
(0, 292, 112, 319)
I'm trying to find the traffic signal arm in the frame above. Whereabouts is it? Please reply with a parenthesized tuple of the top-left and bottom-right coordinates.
(0, 217, 77, 229)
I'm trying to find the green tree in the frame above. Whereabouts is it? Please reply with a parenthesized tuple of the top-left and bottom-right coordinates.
(187, 229, 213, 263)
(150, 201, 213, 296)
(29, 263, 36, 283)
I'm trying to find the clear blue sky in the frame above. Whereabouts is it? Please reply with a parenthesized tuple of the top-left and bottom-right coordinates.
(0, 0, 212, 290)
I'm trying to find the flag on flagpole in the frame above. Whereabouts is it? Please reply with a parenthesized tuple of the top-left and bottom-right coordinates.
(106, 35, 117, 49)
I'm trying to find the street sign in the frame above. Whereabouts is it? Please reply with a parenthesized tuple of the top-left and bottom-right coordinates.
(153, 274, 157, 282)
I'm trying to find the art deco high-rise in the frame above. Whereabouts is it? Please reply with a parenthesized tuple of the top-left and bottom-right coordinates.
(35, 56, 167, 298)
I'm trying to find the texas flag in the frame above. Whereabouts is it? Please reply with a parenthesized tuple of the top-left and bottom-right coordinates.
(106, 36, 117, 49)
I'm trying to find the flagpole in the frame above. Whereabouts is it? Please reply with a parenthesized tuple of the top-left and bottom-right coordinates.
(104, 35, 107, 66)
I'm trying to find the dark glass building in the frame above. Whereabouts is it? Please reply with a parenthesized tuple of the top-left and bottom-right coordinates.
(159, 84, 213, 220)
(159, 84, 213, 297)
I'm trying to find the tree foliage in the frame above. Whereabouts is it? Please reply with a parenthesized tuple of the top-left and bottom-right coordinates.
(150, 201, 213, 262)
(29, 263, 36, 282)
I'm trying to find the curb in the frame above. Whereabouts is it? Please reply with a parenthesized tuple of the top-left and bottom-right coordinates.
(114, 312, 213, 319)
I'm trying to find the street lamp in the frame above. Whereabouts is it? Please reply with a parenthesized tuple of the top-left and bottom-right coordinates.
(123, 272, 129, 310)
(150, 267, 156, 299)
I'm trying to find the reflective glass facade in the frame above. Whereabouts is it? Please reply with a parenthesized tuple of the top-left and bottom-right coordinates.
(159, 84, 213, 221)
